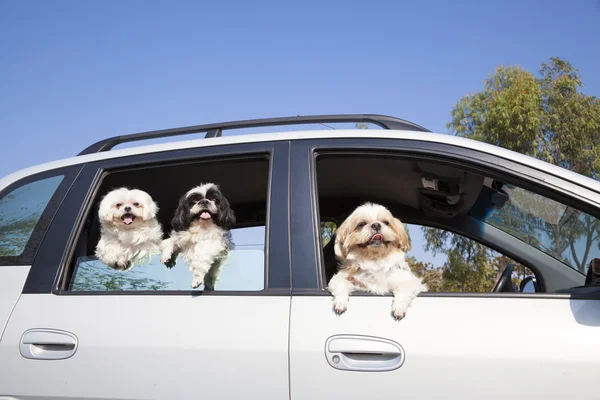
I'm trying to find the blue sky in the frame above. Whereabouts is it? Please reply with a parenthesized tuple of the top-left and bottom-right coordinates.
(1, 0, 599, 178)
(1, 0, 599, 277)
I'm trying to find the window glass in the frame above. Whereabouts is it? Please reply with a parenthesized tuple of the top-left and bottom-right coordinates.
(70, 226, 265, 291)
(406, 224, 534, 293)
(0, 175, 64, 257)
(476, 184, 600, 274)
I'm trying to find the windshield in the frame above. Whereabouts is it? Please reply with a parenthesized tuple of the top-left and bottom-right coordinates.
(475, 183, 600, 274)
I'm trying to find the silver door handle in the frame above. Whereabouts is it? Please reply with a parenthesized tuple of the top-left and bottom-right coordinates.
(325, 335, 405, 372)
(20, 329, 78, 360)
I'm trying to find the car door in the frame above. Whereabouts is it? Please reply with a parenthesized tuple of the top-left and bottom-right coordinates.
(289, 138, 600, 400)
(0, 141, 292, 400)
(0, 166, 80, 349)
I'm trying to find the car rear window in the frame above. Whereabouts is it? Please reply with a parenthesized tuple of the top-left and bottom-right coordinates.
(0, 175, 64, 257)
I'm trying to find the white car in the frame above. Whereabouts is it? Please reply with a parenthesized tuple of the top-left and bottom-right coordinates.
(0, 114, 598, 400)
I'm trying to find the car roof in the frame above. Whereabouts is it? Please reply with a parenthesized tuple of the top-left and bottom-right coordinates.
(2, 129, 600, 201)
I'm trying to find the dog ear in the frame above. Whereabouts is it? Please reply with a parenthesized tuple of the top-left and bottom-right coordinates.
(334, 217, 352, 260)
(170, 196, 190, 232)
(217, 195, 236, 229)
(390, 217, 410, 252)
(98, 197, 114, 222)
(142, 198, 159, 221)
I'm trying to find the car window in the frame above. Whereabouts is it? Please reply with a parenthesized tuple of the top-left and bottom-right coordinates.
(321, 221, 337, 247)
(70, 226, 265, 291)
(0, 175, 64, 257)
(66, 155, 269, 292)
(314, 152, 558, 294)
(474, 184, 600, 275)
(405, 224, 534, 293)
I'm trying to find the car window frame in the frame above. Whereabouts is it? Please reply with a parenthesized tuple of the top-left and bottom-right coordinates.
(0, 165, 83, 267)
(289, 138, 600, 299)
(22, 141, 291, 295)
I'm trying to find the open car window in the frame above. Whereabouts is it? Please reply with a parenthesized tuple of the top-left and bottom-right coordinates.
(65, 154, 270, 293)
(405, 224, 535, 293)
(315, 151, 591, 294)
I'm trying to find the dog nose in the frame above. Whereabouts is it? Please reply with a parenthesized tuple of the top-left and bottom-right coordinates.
(124, 206, 132, 212)
(371, 222, 381, 231)
(200, 199, 209, 205)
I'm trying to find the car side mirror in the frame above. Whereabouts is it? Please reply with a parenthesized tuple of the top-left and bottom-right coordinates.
(520, 276, 537, 293)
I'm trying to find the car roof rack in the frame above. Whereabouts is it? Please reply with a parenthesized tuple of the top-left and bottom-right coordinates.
(78, 113, 430, 156)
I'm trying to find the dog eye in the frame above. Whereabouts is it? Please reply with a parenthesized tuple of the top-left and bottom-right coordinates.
(133, 202, 140, 207)
(116, 203, 122, 208)
(357, 221, 367, 228)
(383, 221, 390, 226)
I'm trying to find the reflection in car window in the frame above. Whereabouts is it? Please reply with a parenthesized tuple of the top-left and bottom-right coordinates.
(70, 226, 265, 291)
(0, 175, 64, 257)
(477, 184, 599, 274)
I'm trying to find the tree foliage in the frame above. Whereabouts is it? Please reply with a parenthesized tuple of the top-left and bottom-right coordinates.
(449, 57, 600, 177)
(408, 225, 533, 293)
(406, 256, 445, 292)
(422, 228, 497, 292)
(418, 57, 600, 290)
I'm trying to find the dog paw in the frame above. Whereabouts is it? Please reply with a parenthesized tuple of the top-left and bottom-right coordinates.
(332, 299, 348, 315)
(391, 308, 406, 320)
(115, 260, 131, 271)
(391, 303, 408, 320)
(162, 257, 176, 269)
(191, 277, 203, 289)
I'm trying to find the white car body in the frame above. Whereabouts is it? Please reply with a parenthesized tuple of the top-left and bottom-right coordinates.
(0, 116, 599, 399)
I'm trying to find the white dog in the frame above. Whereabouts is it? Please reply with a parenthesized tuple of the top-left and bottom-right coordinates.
(327, 203, 427, 320)
(95, 187, 163, 270)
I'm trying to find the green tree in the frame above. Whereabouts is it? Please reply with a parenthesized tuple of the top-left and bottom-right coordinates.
(421, 227, 499, 292)
(406, 256, 444, 292)
(416, 226, 533, 292)
(445, 57, 600, 274)
(449, 57, 600, 175)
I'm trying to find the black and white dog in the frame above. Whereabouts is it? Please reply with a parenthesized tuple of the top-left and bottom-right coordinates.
(160, 183, 236, 289)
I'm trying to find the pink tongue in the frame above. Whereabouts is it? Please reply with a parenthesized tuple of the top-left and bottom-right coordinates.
(371, 233, 383, 241)
(123, 217, 133, 225)
(200, 212, 211, 220)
